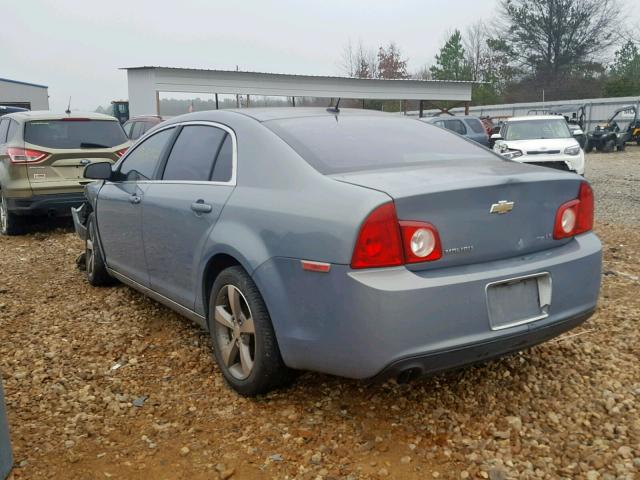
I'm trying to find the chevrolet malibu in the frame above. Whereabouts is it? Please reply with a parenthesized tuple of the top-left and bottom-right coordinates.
(73, 108, 602, 396)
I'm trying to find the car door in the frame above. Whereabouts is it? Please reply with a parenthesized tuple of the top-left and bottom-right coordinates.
(97, 127, 176, 285)
(142, 122, 236, 309)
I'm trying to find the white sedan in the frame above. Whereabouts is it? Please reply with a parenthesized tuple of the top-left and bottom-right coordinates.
(492, 116, 585, 175)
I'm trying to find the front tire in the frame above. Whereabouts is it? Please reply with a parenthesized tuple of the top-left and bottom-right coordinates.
(0, 191, 25, 236)
(584, 140, 593, 153)
(602, 139, 615, 153)
(209, 266, 295, 396)
(85, 214, 114, 286)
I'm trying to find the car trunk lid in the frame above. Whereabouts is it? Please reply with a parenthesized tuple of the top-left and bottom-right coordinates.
(332, 160, 583, 270)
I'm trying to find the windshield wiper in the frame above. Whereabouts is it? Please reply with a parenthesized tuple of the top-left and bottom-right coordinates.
(80, 142, 109, 148)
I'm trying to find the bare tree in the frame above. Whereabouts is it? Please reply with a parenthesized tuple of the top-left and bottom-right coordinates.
(412, 64, 432, 80)
(341, 39, 378, 78)
(463, 21, 490, 81)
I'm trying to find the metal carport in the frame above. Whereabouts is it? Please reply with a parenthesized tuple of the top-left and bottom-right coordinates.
(123, 66, 473, 118)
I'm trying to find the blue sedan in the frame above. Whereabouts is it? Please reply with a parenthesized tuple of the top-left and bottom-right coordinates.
(74, 108, 602, 396)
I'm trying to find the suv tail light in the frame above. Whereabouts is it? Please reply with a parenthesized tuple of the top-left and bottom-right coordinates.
(553, 182, 594, 239)
(7, 147, 49, 164)
(351, 203, 443, 269)
(115, 148, 128, 158)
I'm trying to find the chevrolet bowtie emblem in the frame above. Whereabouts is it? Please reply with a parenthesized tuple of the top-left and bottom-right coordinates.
(490, 200, 515, 214)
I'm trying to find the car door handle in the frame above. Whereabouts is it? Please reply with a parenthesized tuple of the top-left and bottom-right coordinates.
(191, 200, 212, 214)
(129, 194, 141, 204)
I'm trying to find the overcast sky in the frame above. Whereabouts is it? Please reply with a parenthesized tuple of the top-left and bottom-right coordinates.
(2, 0, 638, 112)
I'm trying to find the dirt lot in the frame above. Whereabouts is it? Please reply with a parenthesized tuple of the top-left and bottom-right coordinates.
(1, 149, 639, 480)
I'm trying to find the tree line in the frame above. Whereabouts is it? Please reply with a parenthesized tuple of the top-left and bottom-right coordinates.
(340, 0, 639, 105)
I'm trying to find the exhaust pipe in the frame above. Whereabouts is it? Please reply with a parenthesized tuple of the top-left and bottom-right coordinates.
(396, 368, 421, 384)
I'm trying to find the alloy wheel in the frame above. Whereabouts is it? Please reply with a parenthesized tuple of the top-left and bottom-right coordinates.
(213, 284, 256, 380)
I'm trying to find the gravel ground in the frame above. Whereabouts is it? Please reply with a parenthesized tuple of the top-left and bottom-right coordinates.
(586, 145, 640, 226)
(1, 150, 639, 480)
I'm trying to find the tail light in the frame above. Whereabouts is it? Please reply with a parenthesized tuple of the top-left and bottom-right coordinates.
(7, 147, 49, 164)
(553, 182, 594, 239)
(351, 203, 404, 269)
(351, 203, 442, 269)
(400, 221, 442, 263)
(115, 148, 128, 158)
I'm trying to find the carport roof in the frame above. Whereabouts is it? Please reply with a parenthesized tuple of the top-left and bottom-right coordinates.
(0, 77, 48, 89)
(123, 66, 475, 117)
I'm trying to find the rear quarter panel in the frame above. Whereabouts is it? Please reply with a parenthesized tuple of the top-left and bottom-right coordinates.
(192, 113, 390, 315)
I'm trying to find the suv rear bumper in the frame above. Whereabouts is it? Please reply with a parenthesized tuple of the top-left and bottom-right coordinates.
(6, 193, 86, 217)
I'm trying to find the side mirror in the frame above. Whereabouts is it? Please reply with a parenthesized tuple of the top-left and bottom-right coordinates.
(490, 133, 503, 140)
(573, 129, 584, 136)
(84, 162, 113, 180)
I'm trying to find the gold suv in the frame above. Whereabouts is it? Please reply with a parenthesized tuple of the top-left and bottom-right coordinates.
(0, 111, 130, 235)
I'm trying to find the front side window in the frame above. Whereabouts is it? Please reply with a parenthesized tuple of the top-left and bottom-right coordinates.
(24, 119, 127, 149)
(119, 128, 174, 181)
(504, 119, 571, 141)
(162, 125, 227, 181)
(131, 122, 145, 140)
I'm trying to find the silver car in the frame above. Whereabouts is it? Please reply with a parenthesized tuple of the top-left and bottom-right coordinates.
(73, 108, 602, 396)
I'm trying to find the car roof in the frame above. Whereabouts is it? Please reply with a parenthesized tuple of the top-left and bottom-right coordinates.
(421, 115, 482, 122)
(507, 115, 566, 122)
(126, 115, 163, 122)
(4, 110, 119, 122)
(171, 107, 393, 124)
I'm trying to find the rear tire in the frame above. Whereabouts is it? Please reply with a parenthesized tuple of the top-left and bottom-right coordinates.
(0, 191, 25, 236)
(85, 214, 114, 286)
(617, 142, 626, 152)
(209, 266, 295, 396)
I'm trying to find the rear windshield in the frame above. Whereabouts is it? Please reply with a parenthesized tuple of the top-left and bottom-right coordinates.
(265, 115, 494, 174)
(503, 119, 571, 141)
(24, 120, 127, 149)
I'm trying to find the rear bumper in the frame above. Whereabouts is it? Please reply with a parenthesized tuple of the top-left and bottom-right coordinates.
(372, 308, 593, 381)
(253, 233, 602, 379)
(5, 193, 86, 216)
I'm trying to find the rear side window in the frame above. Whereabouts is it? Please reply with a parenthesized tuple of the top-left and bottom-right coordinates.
(444, 119, 467, 135)
(211, 134, 233, 182)
(266, 115, 493, 175)
(465, 118, 485, 134)
(119, 127, 174, 181)
(162, 125, 226, 181)
(0, 119, 8, 143)
(24, 120, 127, 149)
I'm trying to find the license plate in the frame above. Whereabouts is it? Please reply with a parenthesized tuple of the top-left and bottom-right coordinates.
(486, 273, 552, 330)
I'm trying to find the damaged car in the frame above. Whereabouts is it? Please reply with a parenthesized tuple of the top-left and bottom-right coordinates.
(73, 108, 602, 396)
